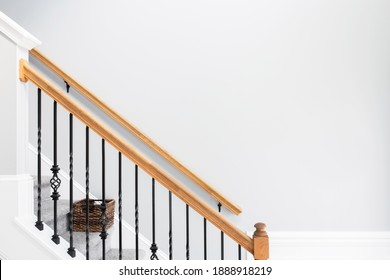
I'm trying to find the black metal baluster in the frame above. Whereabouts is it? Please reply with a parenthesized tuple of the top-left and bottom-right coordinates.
(99, 139, 109, 260)
(203, 218, 207, 260)
(186, 204, 190, 260)
(218, 202, 224, 260)
(135, 165, 139, 260)
(50, 101, 61, 245)
(118, 152, 123, 260)
(67, 82, 75, 256)
(150, 178, 159, 260)
(168, 191, 173, 260)
(238, 245, 242, 260)
(35, 88, 44, 231)
(85, 126, 90, 260)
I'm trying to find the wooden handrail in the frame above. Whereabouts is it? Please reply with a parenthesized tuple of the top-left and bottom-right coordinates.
(19, 59, 253, 254)
(29, 48, 242, 215)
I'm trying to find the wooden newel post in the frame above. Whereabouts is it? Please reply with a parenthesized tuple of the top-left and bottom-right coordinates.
(253, 222, 269, 260)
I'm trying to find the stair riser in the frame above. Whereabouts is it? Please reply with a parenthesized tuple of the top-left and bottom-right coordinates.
(39, 198, 70, 236)
(33, 184, 52, 203)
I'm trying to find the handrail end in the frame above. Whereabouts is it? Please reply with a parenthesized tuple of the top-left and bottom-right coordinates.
(19, 59, 28, 83)
(228, 203, 242, 215)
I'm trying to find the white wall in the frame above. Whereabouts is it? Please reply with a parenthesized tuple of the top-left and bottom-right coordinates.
(1, 0, 390, 259)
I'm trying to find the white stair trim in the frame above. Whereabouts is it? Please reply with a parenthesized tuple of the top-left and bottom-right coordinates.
(15, 216, 84, 260)
(0, 10, 41, 49)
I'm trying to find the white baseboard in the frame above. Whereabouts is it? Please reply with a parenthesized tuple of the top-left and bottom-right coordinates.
(248, 231, 390, 260)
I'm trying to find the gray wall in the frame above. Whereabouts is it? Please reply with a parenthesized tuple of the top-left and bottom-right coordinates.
(1, 0, 390, 258)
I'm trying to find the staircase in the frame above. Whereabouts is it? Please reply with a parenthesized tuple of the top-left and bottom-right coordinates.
(33, 176, 145, 260)
(0, 13, 269, 260)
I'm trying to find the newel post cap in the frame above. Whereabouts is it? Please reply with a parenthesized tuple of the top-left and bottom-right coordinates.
(253, 222, 268, 237)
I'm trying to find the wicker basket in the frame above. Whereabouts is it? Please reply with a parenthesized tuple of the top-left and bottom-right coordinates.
(73, 199, 115, 232)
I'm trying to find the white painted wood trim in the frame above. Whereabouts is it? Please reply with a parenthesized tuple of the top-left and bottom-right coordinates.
(15, 45, 31, 175)
(0, 11, 40, 49)
(0, 174, 33, 216)
(0, 11, 40, 176)
(247, 231, 390, 260)
(0, 174, 32, 181)
(15, 216, 84, 260)
(16, 174, 33, 216)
